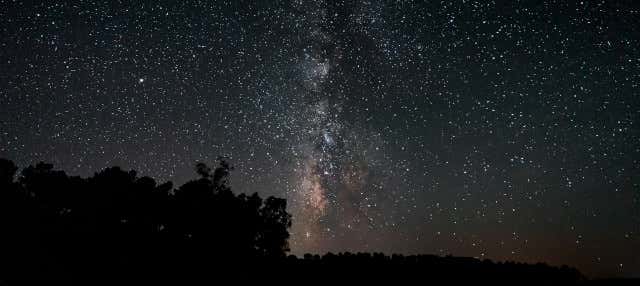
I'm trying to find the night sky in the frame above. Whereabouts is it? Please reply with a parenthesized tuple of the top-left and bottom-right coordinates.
(1, 0, 639, 278)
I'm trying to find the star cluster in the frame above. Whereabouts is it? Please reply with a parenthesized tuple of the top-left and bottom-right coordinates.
(1, 0, 639, 277)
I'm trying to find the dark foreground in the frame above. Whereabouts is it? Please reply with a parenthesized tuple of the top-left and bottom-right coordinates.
(3, 254, 638, 285)
(0, 158, 632, 285)
(0, 253, 590, 285)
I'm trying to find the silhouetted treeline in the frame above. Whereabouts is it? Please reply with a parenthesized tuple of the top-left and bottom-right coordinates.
(280, 252, 588, 284)
(0, 158, 594, 285)
(0, 158, 290, 285)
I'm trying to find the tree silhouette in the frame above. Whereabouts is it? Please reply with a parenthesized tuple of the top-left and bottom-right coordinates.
(0, 158, 17, 184)
(0, 157, 591, 285)
(0, 158, 294, 284)
(257, 196, 292, 257)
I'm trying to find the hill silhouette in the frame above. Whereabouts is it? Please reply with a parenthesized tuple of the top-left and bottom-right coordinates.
(0, 157, 610, 285)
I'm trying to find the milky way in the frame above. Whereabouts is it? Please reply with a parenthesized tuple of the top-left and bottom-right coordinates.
(1, 0, 639, 277)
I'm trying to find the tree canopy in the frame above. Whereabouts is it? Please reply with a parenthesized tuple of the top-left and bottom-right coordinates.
(0, 158, 291, 284)
(0, 157, 588, 285)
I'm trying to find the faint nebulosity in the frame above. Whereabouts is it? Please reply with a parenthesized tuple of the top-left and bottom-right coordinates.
(1, 0, 639, 277)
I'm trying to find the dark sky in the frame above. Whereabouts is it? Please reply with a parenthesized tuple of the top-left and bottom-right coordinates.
(1, 0, 639, 278)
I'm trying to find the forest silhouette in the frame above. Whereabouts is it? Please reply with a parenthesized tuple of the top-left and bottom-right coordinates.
(0, 157, 605, 285)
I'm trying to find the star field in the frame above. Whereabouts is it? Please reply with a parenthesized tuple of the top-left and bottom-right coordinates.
(1, 0, 639, 278)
